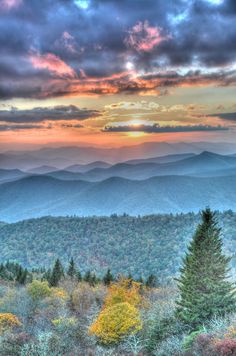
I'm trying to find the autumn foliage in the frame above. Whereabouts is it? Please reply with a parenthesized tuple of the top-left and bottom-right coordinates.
(89, 278, 143, 344)
(0, 313, 21, 334)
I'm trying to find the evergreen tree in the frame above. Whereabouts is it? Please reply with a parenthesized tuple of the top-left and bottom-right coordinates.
(137, 276, 144, 285)
(176, 208, 236, 325)
(67, 257, 76, 279)
(84, 270, 98, 286)
(90, 272, 97, 286)
(43, 268, 51, 283)
(145, 274, 158, 288)
(50, 259, 64, 287)
(77, 270, 82, 282)
(84, 270, 92, 284)
(103, 269, 114, 286)
(16, 267, 27, 284)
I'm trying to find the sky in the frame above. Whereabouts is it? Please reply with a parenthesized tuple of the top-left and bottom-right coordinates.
(0, 0, 236, 150)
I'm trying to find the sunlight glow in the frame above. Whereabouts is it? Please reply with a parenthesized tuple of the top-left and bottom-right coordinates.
(74, 0, 89, 10)
(127, 131, 146, 138)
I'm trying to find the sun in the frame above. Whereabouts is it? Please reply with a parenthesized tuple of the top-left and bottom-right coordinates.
(127, 132, 146, 138)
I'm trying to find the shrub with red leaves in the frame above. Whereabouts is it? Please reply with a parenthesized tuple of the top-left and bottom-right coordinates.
(190, 333, 215, 356)
(214, 338, 236, 356)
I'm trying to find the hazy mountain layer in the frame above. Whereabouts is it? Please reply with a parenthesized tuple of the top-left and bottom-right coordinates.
(1, 141, 236, 169)
(1, 173, 236, 222)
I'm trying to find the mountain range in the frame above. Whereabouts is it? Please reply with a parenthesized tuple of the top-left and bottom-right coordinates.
(1, 146, 236, 222)
(1, 141, 236, 170)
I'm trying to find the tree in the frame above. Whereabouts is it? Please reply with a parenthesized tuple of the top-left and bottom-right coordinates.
(89, 302, 142, 344)
(176, 208, 236, 325)
(49, 259, 64, 287)
(27, 280, 52, 301)
(84, 270, 97, 286)
(16, 267, 27, 285)
(67, 257, 76, 279)
(77, 270, 82, 282)
(103, 269, 114, 286)
(0, 313, 21, 334)
(145, 274, 158, 288)
(89, 278, 143, 344)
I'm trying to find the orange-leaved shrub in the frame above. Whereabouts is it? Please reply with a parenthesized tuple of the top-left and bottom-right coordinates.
(0, 313, 21, 334)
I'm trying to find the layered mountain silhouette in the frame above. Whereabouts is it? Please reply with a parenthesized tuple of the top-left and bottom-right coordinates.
(1, 173, 236, 222)
(1, 147, 236, 222)
(1, 141, 236, 169)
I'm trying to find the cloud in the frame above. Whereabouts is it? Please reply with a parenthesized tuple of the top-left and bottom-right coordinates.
(105, 100, 161, 111)
(29, 52, 77, 79)
(0, 0, 22, 10)
(1, 0, 236, 99)
(0, 105, 101, 123)
(125, 21, 171, 52)
(0, 124, 44, 131)
(103, 123, 228, 133)
(61, 123, 84, 128)
(55, 32, 77, 54)
(209, 112, 236, 121)
(1, 65, 236, 99)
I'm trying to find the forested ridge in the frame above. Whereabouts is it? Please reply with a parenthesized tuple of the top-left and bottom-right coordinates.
(1, 211, 236, 280)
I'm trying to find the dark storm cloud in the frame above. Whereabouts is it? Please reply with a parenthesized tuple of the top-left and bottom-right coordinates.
(0, 105, 101, 123)
(0, 124, 45, 131)
(1, 0, 236, 99)
(103, 124, 229, 133)
(210, 112, 236, 121)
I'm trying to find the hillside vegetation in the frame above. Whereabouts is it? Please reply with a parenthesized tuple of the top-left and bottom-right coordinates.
(1, 211, 236, 280)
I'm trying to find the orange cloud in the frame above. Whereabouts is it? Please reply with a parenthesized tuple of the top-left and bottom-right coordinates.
(29, 51, 77, 79)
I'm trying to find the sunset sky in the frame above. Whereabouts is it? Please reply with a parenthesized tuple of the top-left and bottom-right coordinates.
(1, 0, 236, 150)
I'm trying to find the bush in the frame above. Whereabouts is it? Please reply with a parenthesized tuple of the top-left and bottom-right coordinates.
(89, 302, 142, 344)
(153, 335, 184, 356)
(0, 313, 21, 334)
(214, 338, 236, 355)
(0, 332, 31, 356)
(183, 328, 205, 351)
(27, 281, 51, 302)
(190, 333, 215, 356)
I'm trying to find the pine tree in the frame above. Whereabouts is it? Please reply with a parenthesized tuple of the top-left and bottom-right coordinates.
(84, 270, 92, 284)
(145, 274, 158, 288)
(77, 270, 82, 282)
(50, 259, 64, 287)
(103, 269, 114, 286)
(67, 257, 76, 279)
(16, 267, 27, 284)
(176, 208, 236, 326)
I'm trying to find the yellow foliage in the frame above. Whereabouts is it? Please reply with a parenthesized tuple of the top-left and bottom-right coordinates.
(27, 280, 52, 301)
(224, 326, 236, 339)
(104, 278, 142, 308)
(0, 313, 21, 334)
(52, 316, 77, 327)
(89, 302, 142, 344)
(51, 288, 68, 300)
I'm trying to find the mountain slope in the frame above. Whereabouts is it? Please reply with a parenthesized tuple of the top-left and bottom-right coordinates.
(46, 151, 236, 181)
(1, 174, 236, 222)
(0, 168, 27, 184)
(65, 161, 111, 173)
(2, 141, 236, 169)
(0, 212, 236, 279)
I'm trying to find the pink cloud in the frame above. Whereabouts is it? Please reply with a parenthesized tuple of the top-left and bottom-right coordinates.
(125, 20, 171, 52)
(29, 52, 77, 79)
(0, 0, 22, 10)
(61, 31, 77, 53)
